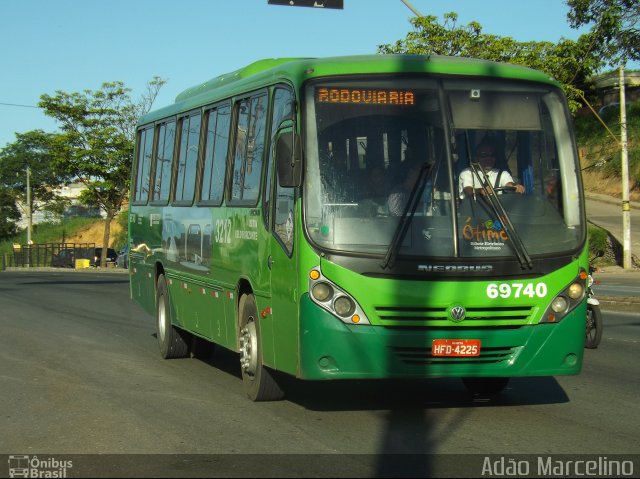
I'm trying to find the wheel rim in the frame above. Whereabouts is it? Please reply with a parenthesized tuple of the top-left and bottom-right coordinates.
(239, 319, 258, 378)
(158, 295, 167, 343)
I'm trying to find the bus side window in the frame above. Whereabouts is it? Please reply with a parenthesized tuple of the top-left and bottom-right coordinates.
(152, 120, 176, 204)
(200, 104, 231, 205)
(134, 126, 154, 204)
(274, 184, 295, 255)
(274, 132, 295, 253)
(264, 87, 294, 229)
(174, 111, 201, 205)
(231, 93, 268, 203)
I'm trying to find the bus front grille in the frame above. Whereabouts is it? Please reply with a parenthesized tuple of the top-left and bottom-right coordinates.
(374, 305, 535, 328)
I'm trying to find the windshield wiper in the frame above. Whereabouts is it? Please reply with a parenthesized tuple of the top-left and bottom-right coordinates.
(381, 162, 434, 269)
(468, 162, 533, 270)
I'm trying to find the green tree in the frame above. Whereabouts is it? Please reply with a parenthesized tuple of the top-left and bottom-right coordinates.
(567, 0, 640, 66)
(0, 187, 20, 240)
(39, 78, 165, 266)
(0, 130, 71, 232)
(377, 12, 603, 111)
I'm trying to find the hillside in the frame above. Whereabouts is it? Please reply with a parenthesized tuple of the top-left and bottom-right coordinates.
(575, 99, 639, 201)
(64, 219, 123, 247)
(582, 169, 640, 201)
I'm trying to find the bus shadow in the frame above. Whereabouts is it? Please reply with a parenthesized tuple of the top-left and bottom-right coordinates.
(196, 346, 569, 410)
(276, 376, 569, 412)
(180, 343, 571, 476)
(275, 375, 569, 477)
(192, 343, 243, 377)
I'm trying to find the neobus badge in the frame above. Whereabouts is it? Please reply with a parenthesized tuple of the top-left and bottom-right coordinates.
(418, 264, 493, 273)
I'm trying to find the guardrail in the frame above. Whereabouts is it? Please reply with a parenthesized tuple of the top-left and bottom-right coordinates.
(1, 243, 95, 270)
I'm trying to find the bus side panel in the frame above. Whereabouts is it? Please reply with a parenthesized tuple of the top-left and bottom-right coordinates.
(212, 207, 273, 358)
(171, 275, 235, 351)
(206, 284, 229, 345)
(168, 275, 207, 338)
(129, 208, 156, 316)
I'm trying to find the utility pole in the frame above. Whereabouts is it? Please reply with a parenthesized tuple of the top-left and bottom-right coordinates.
(26, 166, 32, 245)
(400, 0, 422, 17)
(619, 65, 631, 269)
(26, 166, 32, 267)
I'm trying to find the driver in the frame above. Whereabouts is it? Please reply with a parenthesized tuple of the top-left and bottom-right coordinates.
(458, 141, 525, 198)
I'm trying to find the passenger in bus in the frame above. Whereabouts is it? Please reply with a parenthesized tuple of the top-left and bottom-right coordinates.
(458, 141, 525, 199)
(359, 166, 390, 215)
(387, 157, 432, 216)
(545, 170, 560, 199)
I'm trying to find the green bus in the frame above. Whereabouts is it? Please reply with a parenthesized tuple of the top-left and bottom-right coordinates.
(129, 55, 588, 401)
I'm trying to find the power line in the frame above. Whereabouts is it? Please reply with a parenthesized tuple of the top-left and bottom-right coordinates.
(0, 102, 40, 109)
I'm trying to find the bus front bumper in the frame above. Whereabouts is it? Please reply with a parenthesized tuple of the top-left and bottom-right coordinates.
(298, 295, 584, 380)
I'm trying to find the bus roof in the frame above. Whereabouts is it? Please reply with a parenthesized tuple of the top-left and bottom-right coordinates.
(138, 54, 558, 126)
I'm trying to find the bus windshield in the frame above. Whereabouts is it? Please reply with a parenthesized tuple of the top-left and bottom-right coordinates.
(303, 77, 583, 261)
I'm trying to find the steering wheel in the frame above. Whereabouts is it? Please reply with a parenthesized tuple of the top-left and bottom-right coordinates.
(493, 185, 517, 193)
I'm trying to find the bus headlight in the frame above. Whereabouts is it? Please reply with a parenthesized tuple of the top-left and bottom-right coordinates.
(308, 267, 370, 325)
(334, 296, 355, 317)
(551, 296, 568, 313)
(540, 273, 588, 323)
(312, 282, 333, 302)
(567, 282, 584, 300)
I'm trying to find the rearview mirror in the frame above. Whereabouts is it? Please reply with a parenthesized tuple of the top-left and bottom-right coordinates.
(275, 128, 302, 188)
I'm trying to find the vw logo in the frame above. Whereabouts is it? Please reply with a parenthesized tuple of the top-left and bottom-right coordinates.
(448, 305, 466, 322)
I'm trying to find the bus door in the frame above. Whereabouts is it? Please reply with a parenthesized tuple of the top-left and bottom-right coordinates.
(268, 145, 299, 372)
(262, 88, 299, 372)
(266, 143, 298, 373)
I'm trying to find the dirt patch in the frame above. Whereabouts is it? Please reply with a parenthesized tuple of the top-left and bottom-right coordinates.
(65, 220, 122, 247)
(582, 169, 640, 202)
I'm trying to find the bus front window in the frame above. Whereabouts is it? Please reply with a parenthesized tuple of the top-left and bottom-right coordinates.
(303, 78, 583, 263)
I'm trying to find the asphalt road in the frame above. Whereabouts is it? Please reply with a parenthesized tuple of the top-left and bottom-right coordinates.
(594, 271, 640, 298)
(0, 271, 638, 477)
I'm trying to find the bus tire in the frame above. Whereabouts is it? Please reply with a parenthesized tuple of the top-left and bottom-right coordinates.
(156, 274, 190, 359)
(584, 303, 603, 349)
(238, 293, 284, 401)
(462, 377, 510, 395)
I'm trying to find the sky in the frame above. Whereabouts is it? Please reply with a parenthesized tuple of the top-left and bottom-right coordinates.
(0, 0, 632, 151)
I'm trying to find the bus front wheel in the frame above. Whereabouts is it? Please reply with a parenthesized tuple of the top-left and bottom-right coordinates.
(156, 274, 190, 359)
(238, 294, 284, 401)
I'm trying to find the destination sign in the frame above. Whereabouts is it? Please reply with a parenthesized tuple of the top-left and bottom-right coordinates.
(316, 87, 415, 106)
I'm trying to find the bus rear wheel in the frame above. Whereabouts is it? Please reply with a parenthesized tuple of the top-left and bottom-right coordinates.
(238, 294, 284, 401)
(462, 377, 510, 395)
(156, 274, 190, 359)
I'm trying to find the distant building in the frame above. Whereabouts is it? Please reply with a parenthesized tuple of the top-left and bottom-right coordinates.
(16, 181, 104, 229)
(588, 69, 640, 108)
(56, 182, 87, 200)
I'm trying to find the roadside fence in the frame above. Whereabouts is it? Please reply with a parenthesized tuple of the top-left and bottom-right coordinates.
(1, 243, 95, 270)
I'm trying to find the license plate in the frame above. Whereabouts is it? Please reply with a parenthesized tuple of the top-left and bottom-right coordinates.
(432, 339, 481, 357)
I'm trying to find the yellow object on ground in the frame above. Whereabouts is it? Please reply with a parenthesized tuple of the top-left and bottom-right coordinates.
(75, 259, 90, 269)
